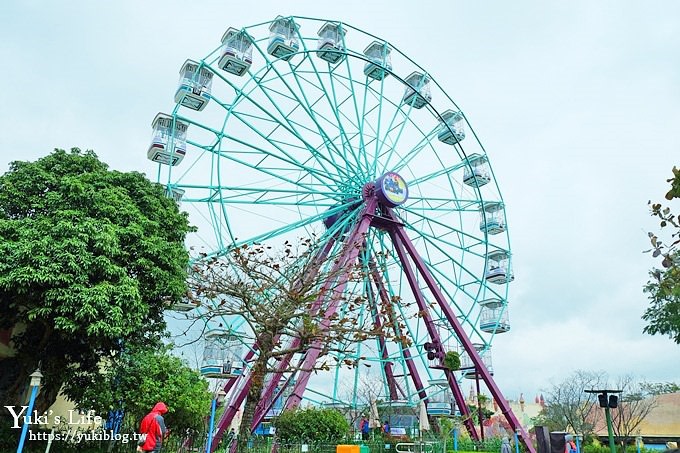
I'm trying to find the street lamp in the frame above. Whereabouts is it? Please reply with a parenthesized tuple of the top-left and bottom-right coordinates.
(206, 389, 227, 453)
(453, 418, 461, 452)
(17, 369, 43, 453)
(584, 389, 622, 453)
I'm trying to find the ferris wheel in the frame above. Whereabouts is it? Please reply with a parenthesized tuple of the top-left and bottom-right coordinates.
(148, 16, 531, 452)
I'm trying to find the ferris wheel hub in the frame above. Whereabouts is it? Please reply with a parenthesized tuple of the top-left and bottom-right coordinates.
(373, 172, 409, 208)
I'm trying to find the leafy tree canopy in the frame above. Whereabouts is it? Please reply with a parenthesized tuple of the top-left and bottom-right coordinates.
(79, 346, 211, 433)
(0, 148, 192, 413)
(644, 166, 680, 344)
(273, 407, 350, 443)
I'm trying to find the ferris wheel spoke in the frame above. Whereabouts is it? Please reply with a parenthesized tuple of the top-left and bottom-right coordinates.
(399, 207, 487, 257)
(400, 217, 508, 304)
(389, 127, 441, 175)
(405, 159, 475, 188)
(201, 204, 351, 259)
(372, 233, 433, 399)
(178, 110, 340, 194)
(327, 66, 372, 175)
(248, 58, 359, 181)
(403, 198, 483, 216)
(223, 93, 346, 185)
(289, 63, 366, 179)
(375, 97, 417, 175)
(212, 64, 349, 182)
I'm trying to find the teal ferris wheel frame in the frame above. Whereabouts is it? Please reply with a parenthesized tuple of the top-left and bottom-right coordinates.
(149, 15, 530, 453)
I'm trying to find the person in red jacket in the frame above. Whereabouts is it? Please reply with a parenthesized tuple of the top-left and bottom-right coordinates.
(138, 402, 168, 452)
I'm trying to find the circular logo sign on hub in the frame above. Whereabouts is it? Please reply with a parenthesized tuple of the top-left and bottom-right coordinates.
(375, 172, 408, 207)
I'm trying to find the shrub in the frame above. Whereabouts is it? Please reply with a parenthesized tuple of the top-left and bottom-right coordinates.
(273, 407, 349, 443)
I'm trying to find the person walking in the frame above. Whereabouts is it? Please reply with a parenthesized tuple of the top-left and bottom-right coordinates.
(564, 435, 577, 453)
(501, 437, 512, 453)
(138, 402, 169, 452)
(360, 417, 370, 441)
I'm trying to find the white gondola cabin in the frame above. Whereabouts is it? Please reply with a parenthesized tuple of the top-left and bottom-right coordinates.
(265, 379, 296, 418)
(218, 28, 253, 76)
(485, 250, 514, 284)
(170, 297, 198, 312)
(478, 297, 503, 309)
(201, 330, 244, 379)
(437, 109, 466, 145)
(363, 41, 392, 80)
(147, 113, 188, 166)
(479, 201, 506, 235)
(402, 72, 432, 109)
(463, 154, 490, 187)
(460, 344, 494, 380)
(267, 16, 300, 61)
(174, 60, 213, 111)
(317, 21, 346, 64)
(427, 379, 454, 416)
(479, 305, 510, 333)
(164, 185, 185, 204)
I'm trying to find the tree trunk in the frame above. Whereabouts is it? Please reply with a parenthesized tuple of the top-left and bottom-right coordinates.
(236, 334, 272, 452)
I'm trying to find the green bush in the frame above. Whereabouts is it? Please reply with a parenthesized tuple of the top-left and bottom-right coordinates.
(444, 351, 461, 370)
(273, 407, 349, 443)
(583, 438, 609, 453)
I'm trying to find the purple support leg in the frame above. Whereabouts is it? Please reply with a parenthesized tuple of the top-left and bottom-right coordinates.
(367, 255, 427, 402)
(284, 198, 378, 409)
(210, 238, 337, 450)
(388, 229, 477, 439)
(365, 276, 399, 400)
(392, 222, 536, 453)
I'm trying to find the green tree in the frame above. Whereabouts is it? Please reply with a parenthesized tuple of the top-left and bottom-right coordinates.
(610, 376, 658, 450)
(644, 166, 680, 343)
(79, 346, 212, 433)
(273, 407, 349, 443)
(536, 370, 606, 436)
(0, 148, 192, 415)
(188, 241, 409, 450)
(639, 381, 680, 395)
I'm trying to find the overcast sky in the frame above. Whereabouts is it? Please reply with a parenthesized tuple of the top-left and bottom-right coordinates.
(1, 0, 679, 400)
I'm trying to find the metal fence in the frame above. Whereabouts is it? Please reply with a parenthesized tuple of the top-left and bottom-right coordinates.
(213, 437, 447, 453)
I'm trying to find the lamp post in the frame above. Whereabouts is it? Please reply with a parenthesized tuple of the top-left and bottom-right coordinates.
(515, 428, 521, 453)
(584, 389, 622, 453)
(453, 419, 460, 452)
(17, 369, 43, 453)
(206, 389, 226, 453)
